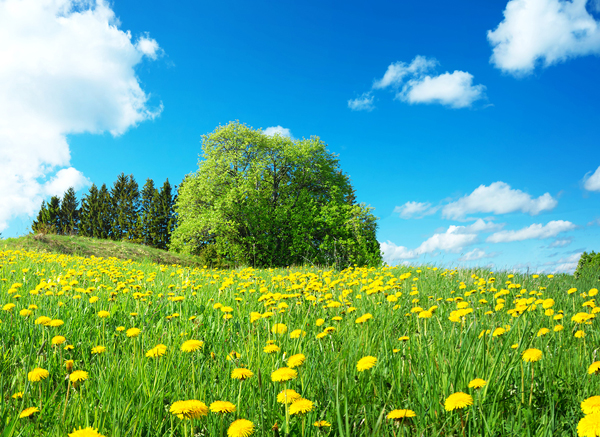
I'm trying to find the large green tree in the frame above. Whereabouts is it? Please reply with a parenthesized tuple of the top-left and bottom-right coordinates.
(59, 187, 79, 235)
(170, 121, 381, 268)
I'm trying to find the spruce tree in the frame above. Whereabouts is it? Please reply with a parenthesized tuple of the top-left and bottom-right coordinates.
(156, 179, 175, 250)
(80, 184, 99, 237)
(139, 178, 159, 246)
(46, 196, 61, 233)
(110, 173, 140, 241)
(98, 184, 112, 239)
(59, 188, 79, 235)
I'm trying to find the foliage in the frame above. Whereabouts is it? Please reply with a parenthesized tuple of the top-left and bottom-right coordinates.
(575, 251, 600, 280)
(171, 121, 381, 268)
(58, 187, 79, 235)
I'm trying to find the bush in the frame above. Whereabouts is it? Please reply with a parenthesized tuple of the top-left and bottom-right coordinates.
(574, 251, 600, 280)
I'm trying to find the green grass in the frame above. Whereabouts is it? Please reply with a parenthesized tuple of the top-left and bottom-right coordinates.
(0, 246, 599, 436)
(0, 234, 204, 268)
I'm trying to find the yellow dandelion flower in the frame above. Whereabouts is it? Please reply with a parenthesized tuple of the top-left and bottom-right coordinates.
(468, 378, 487, 389)
(277, 389, 302, 404)
(181, 339, 204, 352)
(69, 370, 89, 383)
(398, 336, 409, 341)
(19, 309, 32, 317)
(2, 303, 15, 311)
(19, 407, 39, 418)
(313, 420, 332, 427)
(578, 412, 600, 437)
(522, 348, 543, 363)
(271, 323, 287, 334)
(263, 344, 280, 354)
(170, 400, 209, 420)
(146, 344, 167, 358)
(356, 356, 377, 372)
(576, 330, 586, 338)
(28, 368, 49, 382)
(316, 318, 325, 327)
(210, 401, 236, 414)
(51, 335, 66, 346)
(589, 362, 600, 375)
(582, 396, 600, 415)
(227, 418, 255, 437)
(91, 346, 106, 354)
(116, 326, 125, 332)
(126, 328, 141, 338)
(231, 368, 254, 380)
(97, 311, 110, 318)
(537, 328, 550, 337)
(12, 391, 23, 399)
(271, 367, 298, 382)
(554, 325, 564, 332)
(68, 427, 106, 437)
(386, 409, 416, 420)
(48, 319, 64, 327)
(444, 392, 473, 411)
(290, 329, 306, 339)
(287, 354, 306, 368)
(250, 312, 262, 323)
(65, 360, 74, 372)
(289, 398, 314, 415)
(34, 316, 51, 325)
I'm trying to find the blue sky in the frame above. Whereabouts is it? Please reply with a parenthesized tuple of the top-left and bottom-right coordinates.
(1, 0, 600, 273)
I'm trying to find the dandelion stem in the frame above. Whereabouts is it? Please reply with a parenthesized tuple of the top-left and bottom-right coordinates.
(529, 365, 535, 406)
(62, 380, 71, 420)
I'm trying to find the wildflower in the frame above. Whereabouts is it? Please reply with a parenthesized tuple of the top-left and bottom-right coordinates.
(146, 344, 167, 358)
(19, 407, 39, 418)
(227, 418, 255, 437)
(28, 368, 49, 382)
(575, 330, 586, 338)
(537, 328, 550, 337)
(263, 344, 280, 354)
(582, 396, 600, 415)
(19, 309, 32, 317)
(287, 354, 306, 368)
(271, 367, 298, 382)
(116, 326, 125, 332)
(181, 339, 204, 352)
(444, 392, 473, 411)
(398, 336, 409, 341)
(313, 420, 332, 427)
(386, 409, 416, 420)
(170, 400, 209, 420)
(290, 329, 306, 339)
(277, 389, 302, 404)
(468, 378, 487, 389)
(589, 362, 600, 375)
(271, 323, 287, 334)
(2, 303, 15, 311)
(250, 312, 261, 323)
(522, 348, 543, 363)
(126, 328, 141, 338)
(492, 327, 506, 337)
(289, 398, 314, 415)
(12, 391, 23, 399)
(577, 412, 600, 436)
(418, 310, 433, 319)
(65, 360, 74, 372)
(51, 335, 66, 346)
(554, 325, 564, 332)
(68, 427, 106, 437)
(316, 318, 325, 326)
(69, 370, 89, 383)
(35, 316, 51, 325)
(91, 346, 106, 354)
(231, 368, 254, 380)
(355, 313, 373, 324)
(97, 311, 110, 318)
(210, 401, 236, 414)
(356, 356, 377, 372)
(48, 319, 64, 327)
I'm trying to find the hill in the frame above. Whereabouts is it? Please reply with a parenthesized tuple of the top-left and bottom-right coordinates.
(0, 234, 203, 267)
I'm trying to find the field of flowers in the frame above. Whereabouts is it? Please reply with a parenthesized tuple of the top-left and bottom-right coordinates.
(1, 248, 600, 437)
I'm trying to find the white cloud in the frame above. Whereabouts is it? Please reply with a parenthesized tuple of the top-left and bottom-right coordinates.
(263, 126, 294, 138)
(347, 92, 375, 111)
(44, 168, 91, 197)
(487, 220, 576, 243)
(442, 182, 557, 220)
(380, 241, 418, 264)
(543, 252, 582, 273)
(488, 0, 600, 75)
(394, 201, 438, 219)
(548, 237, 573, 248)
(458, 248, 499, 261)
(0, 0, 161, 232)
(583, 166, 600, 191)
(368, 56, 486, 108)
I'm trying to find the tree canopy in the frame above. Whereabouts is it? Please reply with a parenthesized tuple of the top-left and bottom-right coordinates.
(170, 121, 381, 268)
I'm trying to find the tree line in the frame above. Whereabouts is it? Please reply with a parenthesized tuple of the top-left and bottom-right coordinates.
(32, 173, 176, 250)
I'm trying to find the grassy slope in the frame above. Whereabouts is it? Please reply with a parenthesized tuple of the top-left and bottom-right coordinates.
(0, 234, 203, 267)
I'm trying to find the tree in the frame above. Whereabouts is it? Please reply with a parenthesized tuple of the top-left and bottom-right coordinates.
(80, 184, 100, 238)
(170, 121, 381, 268)
(32, 196, 61, 234)
(59, 187, 79, 235)
(156, 179, 175, 250)
(139, 178, 160, 247)
(110, 173, 140, 241)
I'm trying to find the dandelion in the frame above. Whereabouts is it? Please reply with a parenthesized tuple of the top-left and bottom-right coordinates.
(146, 344, 167, 358)
(398, 336, 409, 341)
(290, 329, 306, 339)
(52, 335, 66, 346)
(2, 303, 15, 311)
(19, 309, 32, 317)
(271, 367, 298, 382)
(522, 348, 543, 363)
(19, 407, 39, 418)
(356, 356, 377, 372)
(313, 420, 332, 427)
(582, 396, 600, 415)
(181, 339, 204, 352)
(577, 412, 600, 437)
(227, 418, 255, 437)
(576, 330, 586, 338)
(468, 378, 487, 389)
(126, 328, 141, 338)
(91, 346, 106, 354)
(589, 362, 600, 375)
(48, 319, 64, 327)
(12, 391, 23, 399)
(68, 427, 106, 437)
(287, 353, 306, 368)
(386, 409, 416, 420)
(210, 401, 236, 414)
(316, 318, 325, 326)
(277, 389, 302, 404)
(170, 400, 209, 420)
(97, 311, 110, 318)
(263, 344, 280, 354)
(231, 368, 254, 380)
(116, 326, 125, 332)
(35, 316, 51, 325)
(289, 398, 314, 415)
(69, 370, 89, 383)
(537, 328, 550, 337)
(271, 323, 287, 334)
(28, 368, 49, 382)
(444, 392, 473, 411)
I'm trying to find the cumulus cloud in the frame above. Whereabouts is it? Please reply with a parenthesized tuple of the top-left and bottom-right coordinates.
(488, 0, 600, 75)
(548, 237, 573, 248)
(544, 252, 582, 273)
(263, 126, 294, 138)
(380, 241, 418, 264)
(0, 0, 161, 232)
(394, 201, 438, 219)
(442, 182, 557, 220)
(487, 220, 576, 243)
(583, 165, 600, 191)
(347, 92, 375, 111)
(367, 56, 486, 108)
(458, 248, 499, 262)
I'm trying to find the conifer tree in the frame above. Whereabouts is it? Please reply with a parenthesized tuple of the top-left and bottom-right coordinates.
(97, 184, 112, 239)
(110, 173, 140, 241)
(156, 179, 175, 249)
(59, 188, 79, 235)
(80, 184, 99, 237)
(139, 178, 159, 246)
(32, 200, 50, 233)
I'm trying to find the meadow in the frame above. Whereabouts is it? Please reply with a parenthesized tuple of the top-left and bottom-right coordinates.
(1, 248, 600, 436)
